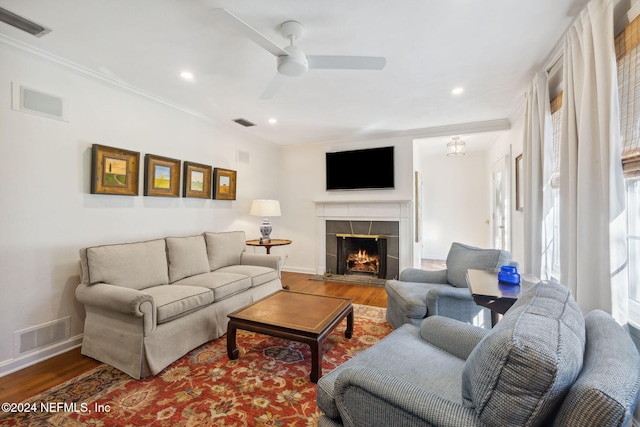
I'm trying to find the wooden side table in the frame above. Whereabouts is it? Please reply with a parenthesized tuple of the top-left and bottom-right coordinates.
(246, 238, 292, 254)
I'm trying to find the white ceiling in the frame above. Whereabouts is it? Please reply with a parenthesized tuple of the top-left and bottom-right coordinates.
(0, 0, 590, 146)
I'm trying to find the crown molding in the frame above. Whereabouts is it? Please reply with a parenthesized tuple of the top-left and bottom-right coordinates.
(0, 34, 214, 123)
(289, 118, 512, 147)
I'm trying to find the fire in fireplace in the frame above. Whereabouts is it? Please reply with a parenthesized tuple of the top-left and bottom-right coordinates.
(336, 234, 387, 279)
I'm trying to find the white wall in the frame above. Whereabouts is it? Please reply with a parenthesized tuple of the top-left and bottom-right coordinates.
(0, 46, 281, 374)
(496, 109, 525, 265)
(416, 145, 491, 259)
(277, 137, 415, 274)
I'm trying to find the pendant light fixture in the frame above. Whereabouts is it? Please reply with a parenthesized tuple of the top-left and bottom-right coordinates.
(446, 136, 466, 157)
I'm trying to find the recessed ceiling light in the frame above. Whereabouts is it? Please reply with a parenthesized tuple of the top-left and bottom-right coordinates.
(452, 87, 464, 95)
(268, 118, 277, 124)
(180, 71, 194, 81)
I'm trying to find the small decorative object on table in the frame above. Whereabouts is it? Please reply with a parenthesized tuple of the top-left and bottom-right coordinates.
(250, 199, 281, 241)
(498, 265, 521, 285)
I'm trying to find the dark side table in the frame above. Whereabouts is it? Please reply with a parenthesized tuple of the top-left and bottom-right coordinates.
(466, 269, 538, 327)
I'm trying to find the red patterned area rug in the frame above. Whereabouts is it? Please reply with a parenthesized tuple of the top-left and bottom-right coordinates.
(1, 304, 390, 427)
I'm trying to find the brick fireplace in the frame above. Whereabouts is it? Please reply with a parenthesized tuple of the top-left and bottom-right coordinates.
(314, 200, 414, 280)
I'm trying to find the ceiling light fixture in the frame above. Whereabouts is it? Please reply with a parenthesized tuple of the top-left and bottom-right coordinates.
(452, 87, 464, 95)
(180, 71, 194, 81)
(446, 136, 466, 157)
(268, 118, 277, 124)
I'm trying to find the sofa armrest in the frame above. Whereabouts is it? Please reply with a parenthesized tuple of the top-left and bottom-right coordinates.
(419, 316, 489, 360)
(333, 366, 481, 426)
(240, 253, 282, 272)
(76, 282, 155, 317)
(399, 268, 448, 284)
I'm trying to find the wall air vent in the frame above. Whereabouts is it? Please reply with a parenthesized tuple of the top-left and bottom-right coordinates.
(232, 118, 256, 127)
(11, 82, 70, 122)
(0, 7, 51, 37)
(14, 317, 70, 357)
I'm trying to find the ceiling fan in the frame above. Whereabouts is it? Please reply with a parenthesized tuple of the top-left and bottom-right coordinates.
(212, 8, 386, 99)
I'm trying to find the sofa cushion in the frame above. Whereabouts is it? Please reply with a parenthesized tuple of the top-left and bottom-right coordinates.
(216, 265, 278, 287)
(204, 231, 246, 271)
(173, 271, 251, 301)
(552, 310, 640, 427)
(166, 235, 210, 283)
(143, 285, 214, 324)
(86, 239, 169, 290)
(446, 242, 511, 288)
(461, 280, 585, 426)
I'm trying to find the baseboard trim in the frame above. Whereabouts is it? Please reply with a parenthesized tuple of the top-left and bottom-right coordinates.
(282, 266, 316, 275)
(0, 334, 83, 378)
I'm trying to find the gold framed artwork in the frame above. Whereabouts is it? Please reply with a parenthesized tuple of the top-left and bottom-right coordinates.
(144, 154, 181, 197)
(91, 144, 140, 195)
(213, 168, 237, 200)
(183, 161, 212, 198)
(515, 154, 524, 211)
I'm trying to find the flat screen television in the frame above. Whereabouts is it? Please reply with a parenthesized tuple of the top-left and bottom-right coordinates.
(326, 146, 395, 190)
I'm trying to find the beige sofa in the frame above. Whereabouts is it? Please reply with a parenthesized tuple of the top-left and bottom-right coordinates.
(76, 231, 283, 379)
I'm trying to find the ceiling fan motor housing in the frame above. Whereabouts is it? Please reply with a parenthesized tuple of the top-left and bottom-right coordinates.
(278, 45, 308, 77)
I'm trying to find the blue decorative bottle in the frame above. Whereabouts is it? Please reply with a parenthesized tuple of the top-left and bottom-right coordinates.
(498, 265, 521, 285)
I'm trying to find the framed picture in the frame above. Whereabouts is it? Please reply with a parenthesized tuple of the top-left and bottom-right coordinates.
(183, 161, 212, 198)
(144, 154, 181, 197)
(515, 154, 524, 211)
(91, 144, 140, 195)
(213, 168, 237, 200)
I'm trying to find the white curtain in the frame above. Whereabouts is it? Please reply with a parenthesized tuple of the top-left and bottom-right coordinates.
(522, 72, 554, 278)
(560, 0, 628, 320)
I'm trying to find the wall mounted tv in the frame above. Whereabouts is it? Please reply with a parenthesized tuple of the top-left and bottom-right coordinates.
(326, 146, 395, 191)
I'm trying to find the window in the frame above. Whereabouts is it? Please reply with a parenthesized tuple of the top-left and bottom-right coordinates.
(549, 93, 563, 280)
(615, 14, 640, 325)
(628, 178, 640, 302)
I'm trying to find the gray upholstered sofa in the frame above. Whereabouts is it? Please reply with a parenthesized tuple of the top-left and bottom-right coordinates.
(317, 280, 640, 427)
(386, 242, 511, 329)
(76, 231, 282, 379)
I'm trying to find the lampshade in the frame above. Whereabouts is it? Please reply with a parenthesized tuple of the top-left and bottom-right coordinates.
(446, 136, 466, 157)
(250, 200, 281, 217)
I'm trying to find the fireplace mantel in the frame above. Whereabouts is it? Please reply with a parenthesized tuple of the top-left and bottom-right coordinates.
(314, 200, 414, 276)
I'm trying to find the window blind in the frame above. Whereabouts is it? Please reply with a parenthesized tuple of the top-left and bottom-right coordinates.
(616, 14, 640, 177)
(550, 92, 563, 188)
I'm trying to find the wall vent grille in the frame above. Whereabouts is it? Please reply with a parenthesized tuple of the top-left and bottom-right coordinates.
(14, 317, 70, 357)
(237, 150, 250, 164)
(11, 82, 70, 122)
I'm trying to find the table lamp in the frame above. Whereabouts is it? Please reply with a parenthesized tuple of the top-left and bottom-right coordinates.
(250, 199, 281, 242)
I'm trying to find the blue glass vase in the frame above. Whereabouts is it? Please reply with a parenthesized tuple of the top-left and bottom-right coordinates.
(498, 265, 521, 285)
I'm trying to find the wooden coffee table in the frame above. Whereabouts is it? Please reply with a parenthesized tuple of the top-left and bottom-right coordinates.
(226, 291, 353, 383)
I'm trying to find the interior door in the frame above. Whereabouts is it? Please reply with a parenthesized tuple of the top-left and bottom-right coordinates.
(492, 154, 510, 250)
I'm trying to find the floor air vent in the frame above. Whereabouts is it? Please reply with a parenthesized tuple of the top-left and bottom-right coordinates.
(14, 317, 70, 357)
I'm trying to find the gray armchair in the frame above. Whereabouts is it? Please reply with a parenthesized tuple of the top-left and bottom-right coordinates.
(317, 280, 640, 427)
(385, 242, 511, 329)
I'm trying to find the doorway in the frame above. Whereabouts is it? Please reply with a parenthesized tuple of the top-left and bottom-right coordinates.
(492, 154, 511, 251)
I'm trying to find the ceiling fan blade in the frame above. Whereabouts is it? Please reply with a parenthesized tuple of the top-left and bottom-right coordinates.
(307, 55, 386, 70)
(212, 8, 288, 57)
(260, 74, 287, 100)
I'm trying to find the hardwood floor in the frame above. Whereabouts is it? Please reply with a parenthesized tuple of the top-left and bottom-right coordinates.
(0, 271, 387, 404)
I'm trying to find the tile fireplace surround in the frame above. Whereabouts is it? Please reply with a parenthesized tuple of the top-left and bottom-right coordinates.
(314, 200, 414, 277)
